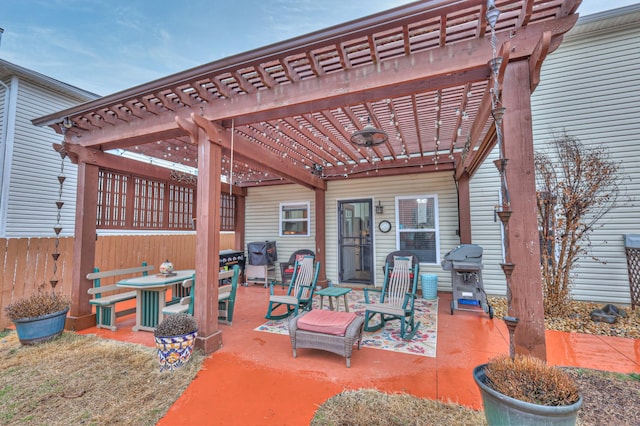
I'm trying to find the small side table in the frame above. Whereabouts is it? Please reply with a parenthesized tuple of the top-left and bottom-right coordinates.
(315, 287, 352, 312)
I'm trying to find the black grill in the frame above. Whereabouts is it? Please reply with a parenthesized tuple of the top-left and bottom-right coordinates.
(219, 249, 245, 273)
(442, 244, 492, 318)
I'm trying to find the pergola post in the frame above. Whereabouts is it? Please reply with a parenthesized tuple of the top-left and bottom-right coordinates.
(502, 59, 546, 360)
(67, 160, 99, 330)
(456, 173, 472, 244)
(192, 122, 223, 354)
(315, 188, 327, 287)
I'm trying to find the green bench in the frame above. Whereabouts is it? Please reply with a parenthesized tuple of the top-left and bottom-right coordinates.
(161, 266, 240, 325)
(161, 275, 195, 317)
(87, 263, 154, 331)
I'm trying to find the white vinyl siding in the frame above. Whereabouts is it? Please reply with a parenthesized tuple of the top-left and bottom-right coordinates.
(468, 158, 505, 298)
(3, 79, 88, 237)
(470, 10, 640, 305)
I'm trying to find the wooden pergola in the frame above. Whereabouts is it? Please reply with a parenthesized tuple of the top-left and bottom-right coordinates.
(34, 0, 581, 357)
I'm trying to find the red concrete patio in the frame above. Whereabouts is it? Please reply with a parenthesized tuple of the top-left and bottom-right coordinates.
(78, 285, 640, 425)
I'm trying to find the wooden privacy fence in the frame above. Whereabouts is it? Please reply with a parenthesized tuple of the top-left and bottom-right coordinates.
(0, 233, 236, 329)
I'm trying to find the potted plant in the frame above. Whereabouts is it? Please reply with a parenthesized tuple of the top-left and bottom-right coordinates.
(4, 285, 71, 345)
(473, 354, 582, 425)
(154, 313, 198, 371)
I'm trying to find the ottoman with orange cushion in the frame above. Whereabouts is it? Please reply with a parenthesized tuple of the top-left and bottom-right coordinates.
(288, 309, 365, 368)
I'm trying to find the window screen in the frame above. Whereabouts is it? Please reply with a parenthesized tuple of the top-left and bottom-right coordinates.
(280, 202, 310, 236)
(397, 196, 439, 263)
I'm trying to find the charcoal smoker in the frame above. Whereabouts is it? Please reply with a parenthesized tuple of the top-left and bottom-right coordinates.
(441, 244, 493, 318)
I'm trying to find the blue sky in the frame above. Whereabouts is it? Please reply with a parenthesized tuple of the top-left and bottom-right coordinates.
(2, 0, 638, 96)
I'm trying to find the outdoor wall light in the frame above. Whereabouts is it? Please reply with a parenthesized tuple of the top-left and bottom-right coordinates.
(375, 200, 384, 214)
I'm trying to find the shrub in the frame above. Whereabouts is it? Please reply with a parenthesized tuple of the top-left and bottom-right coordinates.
(154, 314, 197, 337)
(535, 130, 625, 316)
(484, 354, 580, 406)
(4, 291, 70, 321)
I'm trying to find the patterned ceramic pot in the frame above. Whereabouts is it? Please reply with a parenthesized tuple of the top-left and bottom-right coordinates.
(159, 260, 175, 275)
(154, 330, 198, 371)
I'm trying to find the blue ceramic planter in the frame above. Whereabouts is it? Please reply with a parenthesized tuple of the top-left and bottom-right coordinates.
(155, 330, 198, 372)
(13, 308, 69, 345)
(473, 364, 582, 426)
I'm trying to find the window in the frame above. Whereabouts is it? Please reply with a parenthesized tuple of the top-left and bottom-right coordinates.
(280, 202, 310, 236)
(396, 195, 439, 263)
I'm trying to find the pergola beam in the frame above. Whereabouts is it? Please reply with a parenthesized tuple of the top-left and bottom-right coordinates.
(186, 114, 326, 190)
(58, 142, 245, 197)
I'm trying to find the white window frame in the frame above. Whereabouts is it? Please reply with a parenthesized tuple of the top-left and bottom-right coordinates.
(395, 194, 440, 264)
(279, 201, 311, 237)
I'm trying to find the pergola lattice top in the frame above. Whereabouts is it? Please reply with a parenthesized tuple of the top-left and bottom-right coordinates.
(34, 0, 579, 187)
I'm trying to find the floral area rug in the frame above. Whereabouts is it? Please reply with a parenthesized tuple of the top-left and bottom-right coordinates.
(254, 290, 438, 357)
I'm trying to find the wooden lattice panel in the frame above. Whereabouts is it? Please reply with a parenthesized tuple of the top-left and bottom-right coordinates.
(96, 169, 209, 231)
(626, 248, 640, 309)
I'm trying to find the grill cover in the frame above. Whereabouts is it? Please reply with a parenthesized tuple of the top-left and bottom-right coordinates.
(248, 241, 278, 265)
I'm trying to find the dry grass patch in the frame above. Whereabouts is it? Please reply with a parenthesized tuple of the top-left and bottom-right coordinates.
(311, 372, 640, 426)
(0, 330, 203, 425)
(311, 389, 487, 426)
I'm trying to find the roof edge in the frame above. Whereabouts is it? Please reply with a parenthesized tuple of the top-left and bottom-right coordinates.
(570, 3, 640, 38)
(0, 58, 99, 101)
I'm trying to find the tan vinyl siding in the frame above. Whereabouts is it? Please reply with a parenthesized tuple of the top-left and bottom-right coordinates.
(245, 185, 316, 282)
(328, 172, 459, 287)
(327, 172, 460, 288)
(470, 10, 640, 304)
(246, 171, 459, 289)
